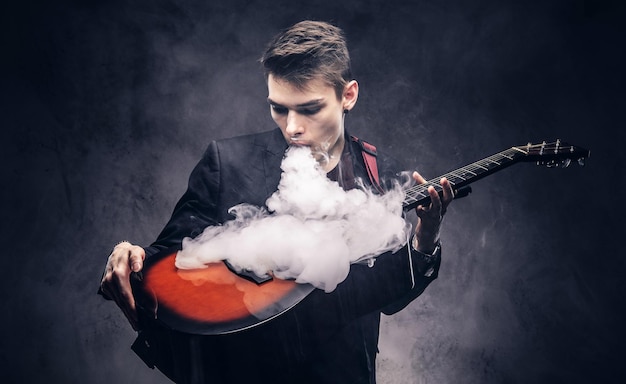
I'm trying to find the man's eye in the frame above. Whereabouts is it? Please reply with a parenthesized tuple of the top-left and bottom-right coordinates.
(299, 108, 321, 116)
(271, 105, 288, 114)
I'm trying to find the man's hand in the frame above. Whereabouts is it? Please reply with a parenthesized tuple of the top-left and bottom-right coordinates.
(411, 172, 454, 253)
(100, 241, 145, 330)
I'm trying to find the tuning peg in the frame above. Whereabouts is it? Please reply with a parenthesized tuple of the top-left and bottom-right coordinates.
(561, 158, 571, 168)
(578, 157, 586, 166)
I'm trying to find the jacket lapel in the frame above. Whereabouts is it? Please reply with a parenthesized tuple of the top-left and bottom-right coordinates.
(261, 128, 289, 199)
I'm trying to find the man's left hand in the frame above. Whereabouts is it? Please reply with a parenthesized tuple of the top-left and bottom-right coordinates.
(411, 171, 454, 253)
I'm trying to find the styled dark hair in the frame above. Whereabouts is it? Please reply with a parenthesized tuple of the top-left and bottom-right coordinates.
(260, 20, 353, 100)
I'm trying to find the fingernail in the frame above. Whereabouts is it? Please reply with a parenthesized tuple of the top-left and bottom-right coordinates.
(132, 262, 140, 272)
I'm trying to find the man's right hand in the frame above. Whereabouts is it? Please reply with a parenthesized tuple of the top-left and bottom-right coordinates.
(99, 241, 145, 330)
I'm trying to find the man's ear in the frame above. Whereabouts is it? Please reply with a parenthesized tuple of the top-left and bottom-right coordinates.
(342, 80, 359, 111)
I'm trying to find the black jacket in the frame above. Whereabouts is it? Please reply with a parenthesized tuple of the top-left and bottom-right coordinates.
(133, 128, 440, 384)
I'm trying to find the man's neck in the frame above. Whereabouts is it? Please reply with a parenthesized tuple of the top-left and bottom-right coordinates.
(320, 135, 345, 172)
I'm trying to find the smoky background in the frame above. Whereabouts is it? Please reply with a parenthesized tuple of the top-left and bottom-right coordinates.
(2, 0, 625, 383)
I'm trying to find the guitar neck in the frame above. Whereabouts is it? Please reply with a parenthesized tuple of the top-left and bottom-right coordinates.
(403, 147, 527, 211)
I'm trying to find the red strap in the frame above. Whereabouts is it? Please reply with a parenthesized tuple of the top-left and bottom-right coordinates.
(351, 136, 384, 194)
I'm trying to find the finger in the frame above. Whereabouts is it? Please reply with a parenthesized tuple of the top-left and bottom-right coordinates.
(440, 177, 454, 212)
(128, 246, 145, 273)
(106, 246, 141, 329)
(99, 250, 120, 298)
(412, 171, 427, 185)
(427, 185, 442, 212)
(440, 177, 453, 200)
(101, 270, 134, 327)
(414, 185, 439, 218)
(111, 268, 139, 330)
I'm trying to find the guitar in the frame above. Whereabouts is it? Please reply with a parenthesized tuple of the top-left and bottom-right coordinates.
(131, 140, 589, 335)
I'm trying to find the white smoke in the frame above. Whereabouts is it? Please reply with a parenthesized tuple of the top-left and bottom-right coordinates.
(175, 146, 410, 292)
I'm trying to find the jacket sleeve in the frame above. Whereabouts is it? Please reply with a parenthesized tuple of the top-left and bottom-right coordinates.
(375, 147, 443, 314)
(143, 141, 222, 258)
(380, 240, 441, 315)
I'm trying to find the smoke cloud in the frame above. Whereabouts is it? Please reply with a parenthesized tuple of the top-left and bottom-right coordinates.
(175, 146, 410, 292)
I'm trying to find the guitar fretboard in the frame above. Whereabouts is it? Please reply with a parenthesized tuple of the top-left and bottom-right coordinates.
(403, 147, 525, 210)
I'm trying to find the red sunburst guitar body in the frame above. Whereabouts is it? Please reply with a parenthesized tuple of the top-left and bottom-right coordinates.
(131, 248, 314, 335)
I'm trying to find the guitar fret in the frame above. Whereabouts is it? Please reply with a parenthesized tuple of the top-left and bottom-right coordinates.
(404, 189, 419, 200)
(445, 175, 465, 184)
(457, 169, 477, 177)
(500, 148, 512, 160)
(483, 158, 502, 167)
(486, 156, 502, 164)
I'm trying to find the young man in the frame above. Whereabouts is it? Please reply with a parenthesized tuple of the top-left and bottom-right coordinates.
(100, 20, 453, 384)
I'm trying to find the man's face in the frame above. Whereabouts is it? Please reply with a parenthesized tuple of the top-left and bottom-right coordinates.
(267, 74, 352, 168)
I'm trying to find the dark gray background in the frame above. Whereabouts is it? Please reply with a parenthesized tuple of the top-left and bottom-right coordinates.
(3, 0, 625, 383)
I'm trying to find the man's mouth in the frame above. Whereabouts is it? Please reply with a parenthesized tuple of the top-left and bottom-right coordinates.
(289, 139, 311, 147)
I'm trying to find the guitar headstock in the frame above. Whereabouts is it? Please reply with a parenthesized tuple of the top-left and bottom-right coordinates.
(513, 140, 590, 168)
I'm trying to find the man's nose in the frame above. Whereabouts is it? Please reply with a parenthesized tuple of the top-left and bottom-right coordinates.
(285, 111, 305, 136)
